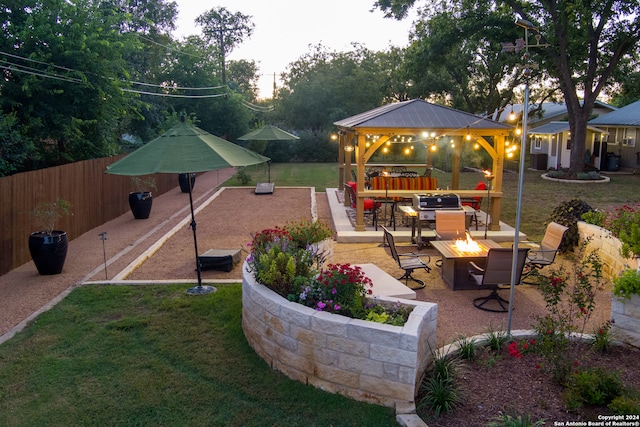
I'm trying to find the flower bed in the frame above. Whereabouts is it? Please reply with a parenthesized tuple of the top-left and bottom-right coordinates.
(241, 263, 438, 407)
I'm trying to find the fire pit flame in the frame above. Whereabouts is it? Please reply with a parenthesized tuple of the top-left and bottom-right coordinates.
(454, 232, 481, 254)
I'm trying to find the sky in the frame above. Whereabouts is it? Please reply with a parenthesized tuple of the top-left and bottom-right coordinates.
(172, 0, 418, 99)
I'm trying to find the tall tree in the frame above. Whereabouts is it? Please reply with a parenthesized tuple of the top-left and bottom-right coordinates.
(374, 0, 640, 177)
(403, 2, 537, 116)
(163, 36, 252, 140)
(277, 44, 388, 132)
(195, 7, 254, 87)
(0, 0, 141, 171)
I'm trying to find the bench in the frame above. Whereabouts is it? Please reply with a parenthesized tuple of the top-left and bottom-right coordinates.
(355, 263, 416, 300)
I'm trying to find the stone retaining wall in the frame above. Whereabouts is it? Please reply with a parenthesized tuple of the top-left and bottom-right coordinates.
(241, 262, 438, 408)
(578, 222, 638, 278)
(578, 222, 640, 348)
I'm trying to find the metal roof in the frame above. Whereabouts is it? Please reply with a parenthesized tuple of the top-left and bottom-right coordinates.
(529, 121, 571, 134)
(529, 121, 608, 135)
(333, 99, 512, 132)
(589, 99, 640, 126)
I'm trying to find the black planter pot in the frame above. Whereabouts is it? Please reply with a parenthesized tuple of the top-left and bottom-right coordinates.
(178, 173, 196, 193)
(28, 231, 68, 275)
(129, 192, 153, 219)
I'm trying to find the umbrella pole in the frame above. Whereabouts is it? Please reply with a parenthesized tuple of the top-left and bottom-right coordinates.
(186, 181, 216, 295)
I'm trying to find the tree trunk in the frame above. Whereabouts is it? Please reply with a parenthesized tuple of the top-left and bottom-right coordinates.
(568, 113, 589, 178)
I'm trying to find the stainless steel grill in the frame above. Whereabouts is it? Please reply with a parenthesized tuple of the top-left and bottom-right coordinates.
(412, 194, 462, 220)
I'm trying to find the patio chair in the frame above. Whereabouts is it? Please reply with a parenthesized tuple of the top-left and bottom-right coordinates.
(469, 247, 530, 312)
(435, 210, 467, 240)
(521, 222, 569, 284)
(381, 226, 431, 290)
(460, 181, 487, 230)
(344, 182, 380, 230)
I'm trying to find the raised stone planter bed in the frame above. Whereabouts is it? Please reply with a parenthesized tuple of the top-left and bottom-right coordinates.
(241, 262, 438, 408)
(578, 222, 638, 278)
(611, 295, 640, 348)
(578, 222, 640, 348)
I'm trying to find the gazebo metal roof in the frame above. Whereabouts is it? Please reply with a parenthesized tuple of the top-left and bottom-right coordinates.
(334, 99, 512, 132)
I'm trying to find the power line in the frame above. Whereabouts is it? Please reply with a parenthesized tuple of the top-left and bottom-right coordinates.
(0, 49, 273, 110)
(121, 88, 229, 98)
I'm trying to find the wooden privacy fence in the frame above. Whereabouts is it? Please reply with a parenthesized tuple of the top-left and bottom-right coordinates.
(0, 156, 177, 276)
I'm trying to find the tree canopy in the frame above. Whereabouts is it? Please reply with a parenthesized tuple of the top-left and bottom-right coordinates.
(376, 0, 640, 176)
(2, 0, 639, 176)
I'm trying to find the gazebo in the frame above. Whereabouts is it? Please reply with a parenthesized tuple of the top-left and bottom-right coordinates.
(333, 99, 514, 231)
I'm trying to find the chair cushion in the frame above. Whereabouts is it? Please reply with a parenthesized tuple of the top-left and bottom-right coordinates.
(364, 199, 376, 210)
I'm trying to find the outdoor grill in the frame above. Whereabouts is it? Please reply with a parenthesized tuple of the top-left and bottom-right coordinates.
(412, 194, 462, 220)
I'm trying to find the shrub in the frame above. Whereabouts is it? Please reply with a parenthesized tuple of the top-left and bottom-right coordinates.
(418, 347, 460, 415)
(612, 268, 640, 300)
(592, 320, 614, 353)
(283, 219, 333, 246)
(362, 300, 413, 326)
(563, 367, 623, 408)
(549, 199, 593, 252)
(485, 324, 508, 351)
(30, 199, 72, 235)
(419, 376, 459, 416)
(603, 203, 640, 258)
(236, 167, 252, 184)
(295, 263, 372, 316)
(609, 393, 640, 415)
(246, 227, 320, 298)
(581, 210, 605, 227)
(456, 335, 477, 361)
(532, 243, 604, 384)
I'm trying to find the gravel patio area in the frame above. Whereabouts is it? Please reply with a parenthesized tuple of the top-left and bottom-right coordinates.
(0, 169, 613, 346)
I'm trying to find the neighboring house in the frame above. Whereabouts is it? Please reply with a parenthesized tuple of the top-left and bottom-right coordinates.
(497, 100, 628, 171)
(528, 122, 608, 170)
(589, 99, 640, 172)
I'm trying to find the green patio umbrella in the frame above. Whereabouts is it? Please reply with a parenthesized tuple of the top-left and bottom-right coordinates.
(107, 119, 269, 294)
(237, 124, 299, 142)
(238, 125, 299, 193)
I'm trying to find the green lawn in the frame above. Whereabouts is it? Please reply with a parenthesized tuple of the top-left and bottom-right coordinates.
(223, 162, 339, 192)
(3, 162, 637, 425)
(0, 284, 396, 427)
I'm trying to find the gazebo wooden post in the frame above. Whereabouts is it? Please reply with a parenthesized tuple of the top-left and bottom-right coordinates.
(343, 137, 353, 207)
(489, 135, 506, 231)
(451, 136, 462, 189)
(354, 133, 367, 231)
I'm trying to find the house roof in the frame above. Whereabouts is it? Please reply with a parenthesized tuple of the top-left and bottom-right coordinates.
(528, 121, 608, 135)
(334, 99, 511, 133)
(499, 100, 617, 124)
(589, 99, 640, 126)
